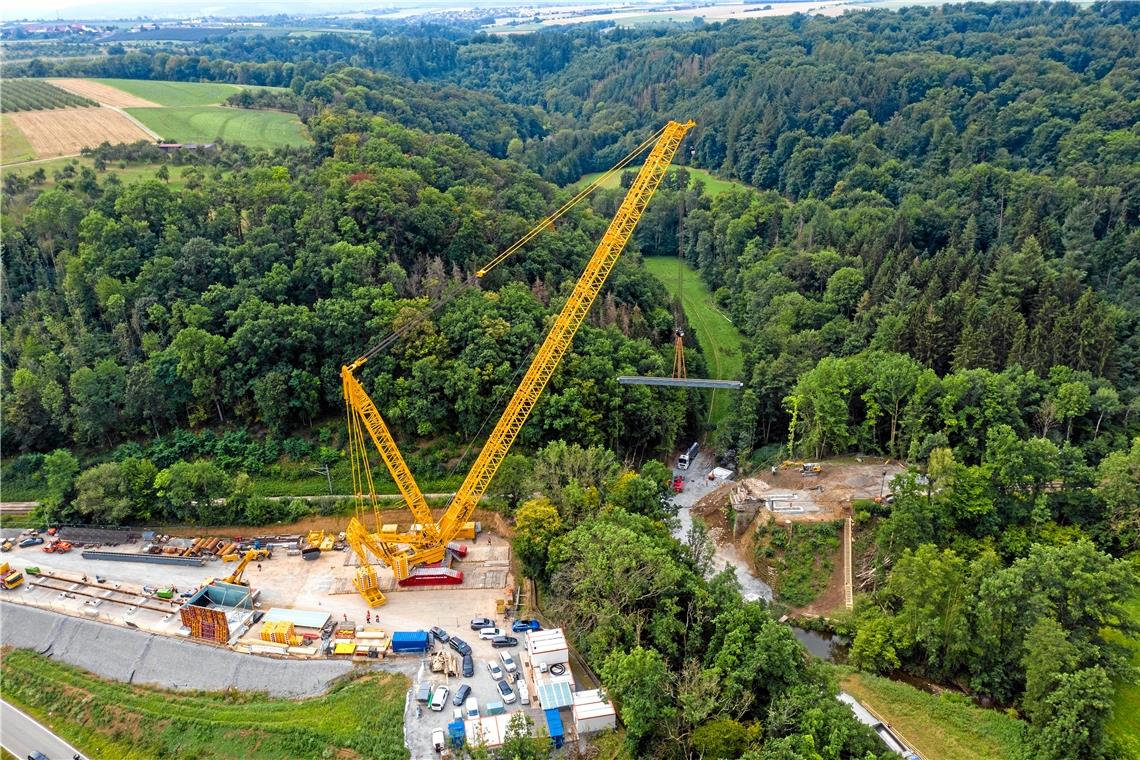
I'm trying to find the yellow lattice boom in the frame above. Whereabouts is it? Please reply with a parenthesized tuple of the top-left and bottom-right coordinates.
(342, 120, 695, 606)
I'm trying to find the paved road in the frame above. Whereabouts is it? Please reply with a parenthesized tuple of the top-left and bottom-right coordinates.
(1, 699, 85, 760)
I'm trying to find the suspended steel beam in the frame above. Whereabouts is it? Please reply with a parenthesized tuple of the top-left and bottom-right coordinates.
(618, 376, 744, 389)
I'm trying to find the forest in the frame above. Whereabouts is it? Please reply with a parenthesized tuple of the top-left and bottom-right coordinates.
(2, 3, 1138, 759)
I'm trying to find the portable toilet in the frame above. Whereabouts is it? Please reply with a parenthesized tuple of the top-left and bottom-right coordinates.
(544, 708, 565, 749)
(447, 720, 465, 749)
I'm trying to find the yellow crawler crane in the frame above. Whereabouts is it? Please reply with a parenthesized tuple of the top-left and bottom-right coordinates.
(343, 120, 696, 606)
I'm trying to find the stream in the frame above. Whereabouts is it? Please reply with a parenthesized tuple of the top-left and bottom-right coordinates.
(671, 455, 773, 602)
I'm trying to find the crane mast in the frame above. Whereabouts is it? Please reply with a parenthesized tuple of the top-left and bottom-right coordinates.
(342, 120, 695, 605)
(437, 119, 695, 542)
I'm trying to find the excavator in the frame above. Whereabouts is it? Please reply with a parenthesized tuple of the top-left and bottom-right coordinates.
(342, 120, 696, 606)
(222, 549, 260, 587)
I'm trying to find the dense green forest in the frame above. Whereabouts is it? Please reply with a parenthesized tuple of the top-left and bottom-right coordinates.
(3, 3, 1139, 759)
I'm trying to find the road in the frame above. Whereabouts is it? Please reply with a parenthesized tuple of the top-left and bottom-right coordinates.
(1, 699, 84, 760)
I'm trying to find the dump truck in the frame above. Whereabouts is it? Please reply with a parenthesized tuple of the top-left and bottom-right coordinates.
(1, 562, 25, 590)
(678, 441, 699, 469)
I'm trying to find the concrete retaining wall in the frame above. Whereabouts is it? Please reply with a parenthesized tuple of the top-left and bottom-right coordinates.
(0, 601, 361, 697)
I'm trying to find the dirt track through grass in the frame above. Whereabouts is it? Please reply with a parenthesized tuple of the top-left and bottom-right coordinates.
(643, 256, 745, 428)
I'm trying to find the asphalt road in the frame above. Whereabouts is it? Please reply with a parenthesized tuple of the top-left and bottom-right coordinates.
(1, 699, 84, 760)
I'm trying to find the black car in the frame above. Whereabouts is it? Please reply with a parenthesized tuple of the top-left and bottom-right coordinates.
(430, 626, 450, 643)
(449, 636, 471, 656)
(462, 653, 474, 677)
(491, 635, 518, 648)
(18, 536, 44, 548)
(469, 617, 495, 630)
(453, 683, 472, 706)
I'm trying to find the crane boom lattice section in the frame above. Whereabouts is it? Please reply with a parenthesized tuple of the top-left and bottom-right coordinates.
(438, 119, 695, 542)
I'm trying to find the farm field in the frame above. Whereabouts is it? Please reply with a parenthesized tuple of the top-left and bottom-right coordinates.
(126, 106, 309, 149)
(837, 668, 1029, 760)
(643, 257, 745, 428)
(0, 648, 410, 760)
(0, 115, 35, 163)
(575, 165, 746, 198)
(90, 78, 257, 107)
(0, 78, 96, 112)
(50, 78, 160, 107)
(5, 107, 152, 160)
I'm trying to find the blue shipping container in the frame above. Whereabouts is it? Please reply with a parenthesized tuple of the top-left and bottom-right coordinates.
(390, 630, 430, 652)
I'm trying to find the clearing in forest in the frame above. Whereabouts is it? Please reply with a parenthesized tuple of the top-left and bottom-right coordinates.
(1106, 590, 1140, 757)
(5, 107, 152, 160)
(49, 78, 160, 108)
(576, 165, 746, 198)
(643, 256, 745, 427)
(125, 106, 309, 149)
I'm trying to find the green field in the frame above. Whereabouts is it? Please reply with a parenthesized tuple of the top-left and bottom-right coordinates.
(0, 648, 410, 760)
(643, 257, 745, 428)
(1107, 589, 1140, 758)
(1, 156, 206, 187)
(838, 668, 1029, 760)
(1, 115, 35, 163)
(126, 106, 309, 149)
(93, 78, 260, 106)
(575, 165, 746, 198)
(0, 79, 96, 112)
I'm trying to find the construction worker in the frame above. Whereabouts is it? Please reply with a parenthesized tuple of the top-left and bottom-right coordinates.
(257, 563, 262, 571)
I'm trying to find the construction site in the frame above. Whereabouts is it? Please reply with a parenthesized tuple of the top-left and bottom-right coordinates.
(0, 119, 912, 758)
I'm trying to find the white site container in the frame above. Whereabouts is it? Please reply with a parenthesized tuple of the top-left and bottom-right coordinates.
(525, 628, 569, 669)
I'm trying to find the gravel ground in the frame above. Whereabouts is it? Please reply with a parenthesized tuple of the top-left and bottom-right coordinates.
(0, 601, 415, 698)
(672, 451, 773, 601)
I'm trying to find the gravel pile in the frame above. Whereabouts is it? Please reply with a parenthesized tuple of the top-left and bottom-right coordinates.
(1, 602, 361, 697)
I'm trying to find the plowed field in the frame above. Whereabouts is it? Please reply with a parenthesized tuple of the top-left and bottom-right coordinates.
(50, 78, 160, 108)
(6, 107, 152, 159)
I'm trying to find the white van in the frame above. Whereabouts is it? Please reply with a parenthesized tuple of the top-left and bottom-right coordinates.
(499, 651, 517, 673)
(678, 442, 699, 469)
(518, 680, 530, 705)
(465, 696, 479, 719)
(430, 685, 449, 711)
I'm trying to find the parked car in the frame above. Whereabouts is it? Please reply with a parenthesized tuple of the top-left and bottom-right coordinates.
(469, 617, 495, 630)
(478, 627, 502, 640)
(497, 678, 517, 704)
(453, 683, 472, 706)
(430, 685, 449, 711)
(431, 728, 446, 752)
(491, 635, 518, 648)
(449, 637, 471, 656)
(486, 661, 504, 680)
(511, 619, 541, 633)
(465, 697, 479, 719)
(462, 653, 474, 677)
(499, 651, 517, 673)
(430, 626, 450, 643)
(18, 536, 44, 548)
(518, 680, 530, 705)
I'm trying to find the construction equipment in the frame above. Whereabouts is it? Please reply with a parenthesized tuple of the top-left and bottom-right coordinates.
(342, 120, 695, 606)
(1, 562, 24, 590)
(221, 549, 260, 587)
(781, 460, 822, 475)
(43, 540, 72, 554)
(1, 539, 13, 552)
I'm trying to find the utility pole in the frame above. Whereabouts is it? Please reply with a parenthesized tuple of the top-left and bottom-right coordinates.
(311, 464, 333, 495)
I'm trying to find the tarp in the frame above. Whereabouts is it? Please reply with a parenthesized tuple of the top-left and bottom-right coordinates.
(545, 708, 564, 749)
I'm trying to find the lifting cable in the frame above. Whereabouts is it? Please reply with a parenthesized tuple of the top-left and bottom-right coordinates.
(353, 123, 669, 365)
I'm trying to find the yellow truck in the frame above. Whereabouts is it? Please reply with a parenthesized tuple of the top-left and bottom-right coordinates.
(1, 561, 25, 590)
